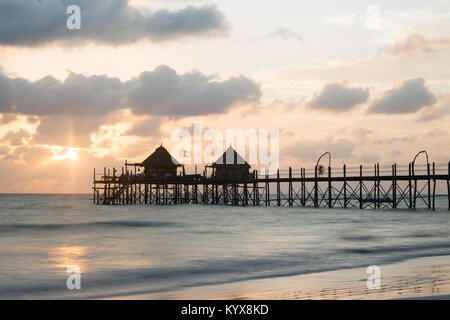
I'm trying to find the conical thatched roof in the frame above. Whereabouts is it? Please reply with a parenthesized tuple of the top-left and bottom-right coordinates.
(212, 146, 250, 168)
(141, 145, 181, 168)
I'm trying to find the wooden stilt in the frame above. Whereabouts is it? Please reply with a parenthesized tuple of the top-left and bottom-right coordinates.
(265, 169, 269, 206)
(373, 164, 377, 209)
(288, 167, 293, 207)
(343, 165, 347, 208)
(427, 162, 431, 209)
(277, 169, 281, 207)
(314, 166, 318, 208)
(447, 161, 450, 211)
(328, 166, 332, 208)
(301, 168, 305, 207)
(377, 163, 380, 209)
(393, 164, 397, 209)
(432, 162, 436, 211)
(409, 163, 413, 209)
(359, 165, 363, 209)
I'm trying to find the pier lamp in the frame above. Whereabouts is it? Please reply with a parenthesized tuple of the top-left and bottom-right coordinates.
(411, 150, 430, 209)
(316, 152, 331, 176)
(412, 150, 429, 175)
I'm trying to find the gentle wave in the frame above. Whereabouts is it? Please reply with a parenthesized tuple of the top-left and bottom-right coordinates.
(0, 220, 176, 233)
(339, 241, 450, 255)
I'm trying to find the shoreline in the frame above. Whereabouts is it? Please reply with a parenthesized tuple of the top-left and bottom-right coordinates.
(116, 255, 450, 300)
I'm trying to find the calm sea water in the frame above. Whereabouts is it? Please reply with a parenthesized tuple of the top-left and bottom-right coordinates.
(0, 194, 449, 299)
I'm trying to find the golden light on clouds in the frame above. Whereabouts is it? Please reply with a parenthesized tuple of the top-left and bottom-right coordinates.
(52, 148, 79, 161)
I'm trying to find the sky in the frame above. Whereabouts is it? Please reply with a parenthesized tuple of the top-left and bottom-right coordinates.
(0, 0, 450, 193)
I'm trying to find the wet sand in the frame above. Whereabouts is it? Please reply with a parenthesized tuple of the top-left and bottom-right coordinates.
(121, 255, 450, 300)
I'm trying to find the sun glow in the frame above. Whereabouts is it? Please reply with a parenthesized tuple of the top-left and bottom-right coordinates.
(52, 148, 79, 160)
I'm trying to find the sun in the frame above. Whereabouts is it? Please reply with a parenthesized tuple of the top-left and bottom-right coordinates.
(52, 148, 79, 160)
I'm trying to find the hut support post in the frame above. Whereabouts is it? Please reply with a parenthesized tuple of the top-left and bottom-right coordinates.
(301, 168, 305, 207)
(277, 169, 281, 207)
(377, 163, 380, 209)
(288, 167, 293, 207)
(373, 164, 377, 209)
(427, 162, 431, 209)
(314, 166, 318, 208)
(408, 163, 412, 209)
(93, 168, 96, 204)
(328, 166, 332, 208)
(432, 162, 436, 211)
(265, 170, 269, 206)
(253, 171, 258, 206)
(215, 184, 218, 205)
(393, 164, 397, 209)
(244, 183, 248, 206)
(359, 165, 363, 209)
(413, 163, 417, 209)
(448, 161, 450, 210)
(145, 184, 148, 204)
(447, 161, 450, 210)
(343, 165, 347, 208)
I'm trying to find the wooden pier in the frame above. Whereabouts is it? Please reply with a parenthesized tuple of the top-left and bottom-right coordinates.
(93, 153, 450, 211)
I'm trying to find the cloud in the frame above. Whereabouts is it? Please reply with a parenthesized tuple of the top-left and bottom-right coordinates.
(373, 135, 417, 145)
(33, 115, 107, 147)
(0, 145, 9, 155)
(0, 66, 260, 118)
(266, 27, 303, 41)
(352, 128, 372, 143)
(126, 117, 162, 137)
(416, 94, 450, 121)
(127, 66, 261, 117)
(379, 33, 450, 55)
(0, 65, 260, 147)
(258, 32, 450, 96)
(0, 113, 18, 125)
(0, 72, 126, 116)
(368, 78, 436, 114)
(308, 82, 369, 112)
(422, 128, 448, 139)
(0, 0, 227, 46)
(1, 129, 30, 146)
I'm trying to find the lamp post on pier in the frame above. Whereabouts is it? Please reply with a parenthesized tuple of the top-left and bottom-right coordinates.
(412, 150, 430, 209)
(314, 152, 331, 207)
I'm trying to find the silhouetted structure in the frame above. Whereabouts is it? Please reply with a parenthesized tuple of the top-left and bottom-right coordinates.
(140, 145, 181, 179)
(211, 146, 252, 181)
(92, 147, 450, 211)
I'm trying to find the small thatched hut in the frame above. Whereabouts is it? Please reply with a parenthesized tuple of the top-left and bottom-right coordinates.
(140, 145, 181, 179)
(212, 146, 251, 181)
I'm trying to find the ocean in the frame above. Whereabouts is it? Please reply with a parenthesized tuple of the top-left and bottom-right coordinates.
(0, 194, 449, 299)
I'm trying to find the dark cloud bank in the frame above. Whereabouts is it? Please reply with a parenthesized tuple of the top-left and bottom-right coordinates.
(0, 65, 261, 147)
(0, 0, 227, 46)
(0, 65, 261, 117)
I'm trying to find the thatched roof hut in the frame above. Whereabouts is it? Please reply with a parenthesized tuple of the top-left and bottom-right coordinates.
(212, 146, 250, 168)
(212, 146, 251, 180)
(141, 145, 181, 178)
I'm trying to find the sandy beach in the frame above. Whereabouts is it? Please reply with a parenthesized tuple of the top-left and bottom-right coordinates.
(120, 255, 450, 300)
